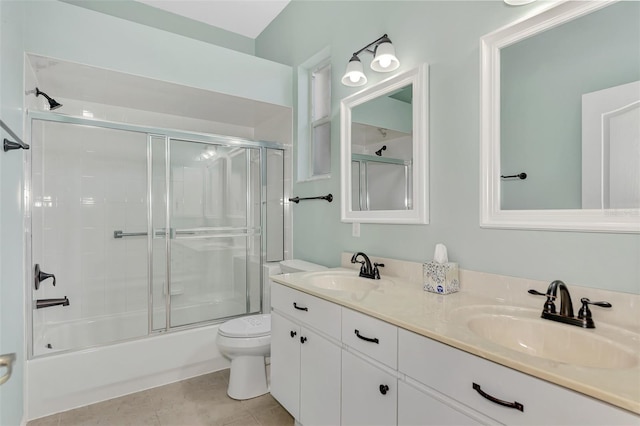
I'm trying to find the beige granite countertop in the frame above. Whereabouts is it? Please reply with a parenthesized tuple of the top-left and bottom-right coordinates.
(270, 264, 640, 416)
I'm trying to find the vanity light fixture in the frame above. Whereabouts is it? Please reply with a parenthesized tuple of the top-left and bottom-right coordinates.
(341, 34, 400, 87)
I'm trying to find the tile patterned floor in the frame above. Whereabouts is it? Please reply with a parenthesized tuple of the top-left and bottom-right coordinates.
(27, 370, 294, 426)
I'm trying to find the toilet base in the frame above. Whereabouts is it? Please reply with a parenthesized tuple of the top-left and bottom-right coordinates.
(227, 355, 268, 400)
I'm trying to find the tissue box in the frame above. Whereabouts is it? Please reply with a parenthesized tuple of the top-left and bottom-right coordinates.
(423, 261, 459, 294)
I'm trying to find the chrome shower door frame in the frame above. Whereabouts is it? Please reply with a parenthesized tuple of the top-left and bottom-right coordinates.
(25, 111, 285, 358)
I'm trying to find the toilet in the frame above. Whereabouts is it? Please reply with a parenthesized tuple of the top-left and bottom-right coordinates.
(217, 259, 327, 400)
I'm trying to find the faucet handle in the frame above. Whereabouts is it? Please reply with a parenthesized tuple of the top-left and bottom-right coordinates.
(580, 298, 612, 308)
(373, 263, 384, 279)
(528, 289, 556, 313)
(577, 298, 611, 328)
(578, 297, 612, 318)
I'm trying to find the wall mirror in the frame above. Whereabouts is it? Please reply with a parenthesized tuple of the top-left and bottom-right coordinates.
(481, 1, 640, 233)
(340, 64, 428, 224)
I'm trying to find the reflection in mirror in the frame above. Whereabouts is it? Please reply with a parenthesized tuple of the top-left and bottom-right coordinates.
(481, 1, 640, 232)
(351, 84, 413, 211)
(340, 65, 428, 224)
(500, 1, 640, 211)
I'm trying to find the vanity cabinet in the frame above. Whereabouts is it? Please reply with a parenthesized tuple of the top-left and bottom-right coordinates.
(399, 328, 639, 425)
(270, 284, 341, 426)
(270, 282, 639, 425)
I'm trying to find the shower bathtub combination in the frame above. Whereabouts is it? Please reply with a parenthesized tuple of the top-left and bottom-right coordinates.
(25, 113, 286, 419)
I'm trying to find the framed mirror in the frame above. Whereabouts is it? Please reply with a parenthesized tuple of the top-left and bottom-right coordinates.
(481, 1, 640, 233)
(340, 64, 428, 224)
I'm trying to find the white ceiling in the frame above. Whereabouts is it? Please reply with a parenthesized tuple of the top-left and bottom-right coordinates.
(136, 0, 290, 39)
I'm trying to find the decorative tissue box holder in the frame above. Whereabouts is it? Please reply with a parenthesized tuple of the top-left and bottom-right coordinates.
(423, 261, 460, 294)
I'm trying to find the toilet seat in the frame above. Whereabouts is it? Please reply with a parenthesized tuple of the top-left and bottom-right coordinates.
(218, 314, 270, 338)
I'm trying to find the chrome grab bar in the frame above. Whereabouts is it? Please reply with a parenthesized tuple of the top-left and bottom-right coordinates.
(0, 353, 16, 386)
(113, 230, 148, 239)
(113, 228, 260, 239)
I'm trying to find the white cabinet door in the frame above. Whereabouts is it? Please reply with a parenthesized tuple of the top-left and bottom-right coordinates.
(270, 312, 301, 419)
(342, 350, 397, 426)
(398, 380, 485, 426)
(300, 327, 341, 426)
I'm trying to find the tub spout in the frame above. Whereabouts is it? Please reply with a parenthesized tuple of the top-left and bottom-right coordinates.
(36, 297, 70, 309)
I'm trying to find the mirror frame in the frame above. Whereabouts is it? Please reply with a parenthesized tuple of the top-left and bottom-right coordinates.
(480, 0, 640, 233)
(340, 64, 429, 224)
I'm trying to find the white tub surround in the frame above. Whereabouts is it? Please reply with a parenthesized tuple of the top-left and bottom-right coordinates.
(26, 324, 228, 421)
(270, 254, 640, 416)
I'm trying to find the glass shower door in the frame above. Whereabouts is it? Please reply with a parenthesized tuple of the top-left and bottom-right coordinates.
(31, 120, 150, 355)
(167, 139, 261, 328)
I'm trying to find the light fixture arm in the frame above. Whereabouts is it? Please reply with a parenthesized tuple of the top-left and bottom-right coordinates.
(352, 34, 391, 58)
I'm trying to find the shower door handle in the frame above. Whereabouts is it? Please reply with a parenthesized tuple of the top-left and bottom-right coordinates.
(0, 353, 16, 386)
(34, 264, 56, 290)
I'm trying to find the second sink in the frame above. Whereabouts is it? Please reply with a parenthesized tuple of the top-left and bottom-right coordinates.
(452, 306, 639, 369)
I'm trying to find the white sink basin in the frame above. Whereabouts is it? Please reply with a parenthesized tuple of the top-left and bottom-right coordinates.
(303, 271, 392, 294)
(453, 306, 639, 369)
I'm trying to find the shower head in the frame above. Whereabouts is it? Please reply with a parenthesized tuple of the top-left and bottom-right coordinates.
(35, 88, 62, 111)
(375, 145, 387, 156)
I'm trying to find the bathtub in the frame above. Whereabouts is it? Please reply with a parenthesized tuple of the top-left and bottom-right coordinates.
(32, 297, 246, 357)
(27, 321, 232, 421)
(26, 262, 281, 421)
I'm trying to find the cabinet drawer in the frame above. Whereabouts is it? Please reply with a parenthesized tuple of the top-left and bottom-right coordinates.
(271, 282, 341, 340)
(342, 307, 398, 369)
(398, 329, 639, 425)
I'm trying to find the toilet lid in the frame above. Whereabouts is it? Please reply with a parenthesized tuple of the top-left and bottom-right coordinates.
(219, 314, 271, 338)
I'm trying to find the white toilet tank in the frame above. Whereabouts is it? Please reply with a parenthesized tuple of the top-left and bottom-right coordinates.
(279, 259, 328, 274)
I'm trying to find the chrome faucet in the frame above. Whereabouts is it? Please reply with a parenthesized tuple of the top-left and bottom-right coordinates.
(528, 280, 611, 329)
(350, 252, 384, 279)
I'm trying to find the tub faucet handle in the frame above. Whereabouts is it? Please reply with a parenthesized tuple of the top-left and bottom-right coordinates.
(34, 264, 56, 290)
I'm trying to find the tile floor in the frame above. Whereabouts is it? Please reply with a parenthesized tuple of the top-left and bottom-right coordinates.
(27, 369, 294, 426)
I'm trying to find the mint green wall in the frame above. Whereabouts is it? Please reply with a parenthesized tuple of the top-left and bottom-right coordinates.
(0, 1, 25, 424)
(501, 1, 640, 210)
(60, 0, 255, 55)
(352, 95, 412, 134)
(256, 1, 640, 294)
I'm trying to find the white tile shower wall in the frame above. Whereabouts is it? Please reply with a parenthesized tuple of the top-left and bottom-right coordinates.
(32, 122, 149, 329)
(266, 149, 285, 261)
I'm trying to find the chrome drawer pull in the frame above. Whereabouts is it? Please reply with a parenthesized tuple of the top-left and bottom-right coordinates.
(293, 302, 308, 311)
(472, 383, 523, 412)
(354, 329, 379, 344)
